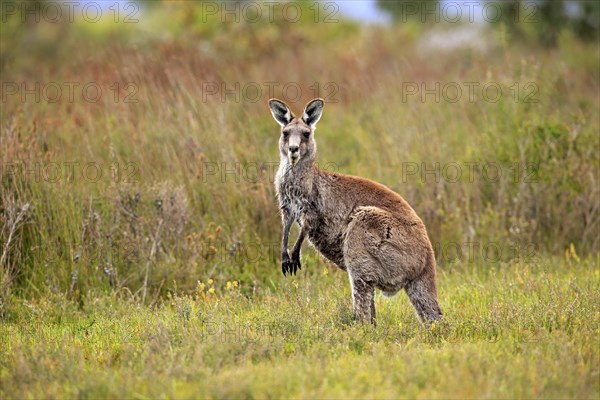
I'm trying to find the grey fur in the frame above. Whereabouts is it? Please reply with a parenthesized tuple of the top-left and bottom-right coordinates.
(269, 98, 443, 325)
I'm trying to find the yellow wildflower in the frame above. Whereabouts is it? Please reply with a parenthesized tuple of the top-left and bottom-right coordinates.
(570, 243, 580, 263)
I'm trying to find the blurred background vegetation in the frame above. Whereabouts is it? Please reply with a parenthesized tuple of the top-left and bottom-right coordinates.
(1, 0, 598, 313)
(379, 0, 600, 45)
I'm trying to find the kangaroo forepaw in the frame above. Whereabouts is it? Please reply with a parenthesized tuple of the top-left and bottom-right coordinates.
(291, 252, 301, 274)
(282, 254, 301, 276)
(281, 254, 291, 276)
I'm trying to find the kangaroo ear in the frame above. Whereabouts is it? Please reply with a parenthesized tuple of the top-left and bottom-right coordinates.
(302, 98, 324, 128)
(268, 99, 293, 127)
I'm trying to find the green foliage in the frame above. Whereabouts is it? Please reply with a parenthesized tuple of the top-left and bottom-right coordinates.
(376, 0, 439, 23)
(1, 0, 598, 302)
(488, 0, 600, 46)
(1, 258, 598, 398)
(377, 1, 600, 46)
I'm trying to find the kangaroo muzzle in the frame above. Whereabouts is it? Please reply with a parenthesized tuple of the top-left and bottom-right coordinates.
(288, 145, 300, 164)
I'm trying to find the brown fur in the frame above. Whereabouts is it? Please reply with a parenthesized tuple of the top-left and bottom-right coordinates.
(269, 98, 442, 325)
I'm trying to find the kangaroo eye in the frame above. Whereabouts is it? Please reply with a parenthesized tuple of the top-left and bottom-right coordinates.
(282, 131, 289, 138)
(303, 132, 310, 139)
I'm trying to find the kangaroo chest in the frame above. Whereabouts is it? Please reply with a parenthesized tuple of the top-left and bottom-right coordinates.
(279, 186, 309, 222)
(280, 187, 346, 268)
(277, 167, 346, 269)
(276, 166, 314, 222)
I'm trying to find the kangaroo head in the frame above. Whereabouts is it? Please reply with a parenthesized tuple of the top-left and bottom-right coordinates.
(268, 98, 324, 167)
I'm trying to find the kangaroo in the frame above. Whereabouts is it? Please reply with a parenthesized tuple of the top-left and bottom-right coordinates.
(269, 98, 443, 325)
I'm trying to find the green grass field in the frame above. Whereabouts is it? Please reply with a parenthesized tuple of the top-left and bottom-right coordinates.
(2, 257, 599, 398)
(1, 1, 599, 398)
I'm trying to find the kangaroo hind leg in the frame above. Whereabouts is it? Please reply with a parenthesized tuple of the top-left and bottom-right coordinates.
(349, 274, 376, 325)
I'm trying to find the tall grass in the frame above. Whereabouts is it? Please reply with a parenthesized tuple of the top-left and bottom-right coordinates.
(1, 2, 598, 305)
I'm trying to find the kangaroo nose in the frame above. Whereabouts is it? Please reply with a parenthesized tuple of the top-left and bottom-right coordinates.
(289, 145, 299, 154)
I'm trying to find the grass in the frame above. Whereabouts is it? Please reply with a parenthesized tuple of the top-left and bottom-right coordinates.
(1, 2, 599, 398)
(2, 256, 598, 398)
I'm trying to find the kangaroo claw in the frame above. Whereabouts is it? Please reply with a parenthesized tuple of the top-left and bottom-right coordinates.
(282, 255, 301, 276)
